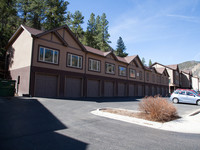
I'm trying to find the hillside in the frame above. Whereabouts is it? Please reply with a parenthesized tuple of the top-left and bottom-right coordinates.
(178, 61, 200, 78)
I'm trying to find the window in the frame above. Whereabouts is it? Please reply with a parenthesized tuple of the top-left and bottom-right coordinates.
(139, 71, 142, 80)
(119, 66, 126, 76)
(179, 91, 185, 95)
(106, 63, 115, 74)
(67, 53, 82, 68)
(89, 59, 100, 72)
(130, 69, 136, 78)
(39, 46, 59, 64)
(147, 73, 149, 81)
(186, 91, 194, 96)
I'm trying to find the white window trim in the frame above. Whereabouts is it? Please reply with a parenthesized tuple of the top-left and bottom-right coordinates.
(89, 59, 100, 72)
(130, 69, 136, 78)
(39, 46, 59, 64)
(119, 66, 126, 76)
(106, 63, 115, 74)
(67, 53, 82, 68)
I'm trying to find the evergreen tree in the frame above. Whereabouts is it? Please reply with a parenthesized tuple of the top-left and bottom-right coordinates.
(67, 10, 84, 41)
(85, 13, 97, 47)
(149, 59, 152, 67)
(0, 0, 18, 57)
(16, 0, 30, 24)
(44, 0, 69, 30)
(27, 0, 45, 29)
(116, 37, 128, 57)
(95, 13, 111, 52)
(142, 57, 146, 66)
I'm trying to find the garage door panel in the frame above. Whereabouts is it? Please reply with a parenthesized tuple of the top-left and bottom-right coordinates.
(87, 80, 100, 97)
(65, 77, 82, 97)
(104, 81, 114, 97)
(138, 85, 143, 97)
(118, 83, 125, 96)
(35, 74, 58, 97)
(129, 84, 135, 96)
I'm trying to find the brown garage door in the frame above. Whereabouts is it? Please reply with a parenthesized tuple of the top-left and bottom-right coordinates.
(65, 77, 82, 97)
(129, 84, 135, 96)
(145, 85, 149, 96)
(87, 79, 100, 97)
(104, 81, 114, 97)
(118, 82, 126, 96)
(138, 85, 143, 96)
(35, 74, 58, 97)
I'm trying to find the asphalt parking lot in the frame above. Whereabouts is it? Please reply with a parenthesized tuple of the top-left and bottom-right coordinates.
(0, 97, 200, 150)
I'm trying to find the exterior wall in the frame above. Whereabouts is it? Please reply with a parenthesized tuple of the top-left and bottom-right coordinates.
(192, 77, 199, 91)
(8, 29, 33, 96)
(32, 31, 85, 74)
(181, 72, 190, 88)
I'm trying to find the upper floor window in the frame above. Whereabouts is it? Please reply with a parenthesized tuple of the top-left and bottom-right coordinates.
(67, 53, 82, 68)
(129, 69, 136, 78)
(119, 66, 126, 76)
(147, 73, 149, 81)
(39, 46, 59, 64)
(89, 59, 100, 72)
(139, 71, 142, 80)
(106, 63, 115, 74)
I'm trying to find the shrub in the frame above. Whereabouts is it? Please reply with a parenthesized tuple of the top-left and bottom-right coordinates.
(139, 96, 179, 122)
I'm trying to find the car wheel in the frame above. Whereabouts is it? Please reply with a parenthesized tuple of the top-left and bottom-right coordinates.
(197, 100, 200, 106)
(173, 98, 179, 104)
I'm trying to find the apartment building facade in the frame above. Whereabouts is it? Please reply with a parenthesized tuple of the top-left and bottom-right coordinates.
(7, 25, 169, 98)
(152, 63, 199, 93)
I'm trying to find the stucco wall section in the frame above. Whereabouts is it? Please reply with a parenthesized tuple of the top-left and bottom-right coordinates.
(192, 77, 199, 91)
(8, 29, 33, 70)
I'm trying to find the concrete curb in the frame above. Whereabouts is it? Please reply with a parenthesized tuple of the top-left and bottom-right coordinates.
(91, 108, 200, 134)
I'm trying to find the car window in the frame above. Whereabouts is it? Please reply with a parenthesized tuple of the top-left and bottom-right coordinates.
(186, 91, 194, 96)
(174, 90, 179, 94)
(179, 91, 185, 95)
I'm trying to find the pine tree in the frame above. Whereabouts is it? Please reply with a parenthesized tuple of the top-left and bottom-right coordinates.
(85, 13, 97, 47)
(16, 0, 30, 24)
(44, 0, 69, 30)
(67, 10, 84, 41)
(116, 37, 128, 57)
(149, 59, 152, 67)
(28, 0, 45, 29)
(0, 0, 18, 57)
(142, 57, 146, 66)
(95, 13, 111, 52)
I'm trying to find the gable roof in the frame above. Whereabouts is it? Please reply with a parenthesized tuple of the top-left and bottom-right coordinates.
(151, 62, 179, 71)
(7, 24, 145, 67)
(166, 64, 178, 70)
(22, 24, 43, 35)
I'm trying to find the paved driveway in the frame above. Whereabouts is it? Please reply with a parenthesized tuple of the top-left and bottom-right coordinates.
(0, 97, 200, 150)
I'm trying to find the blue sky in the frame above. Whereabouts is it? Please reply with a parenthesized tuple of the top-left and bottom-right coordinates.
(67, 0, 200, 65)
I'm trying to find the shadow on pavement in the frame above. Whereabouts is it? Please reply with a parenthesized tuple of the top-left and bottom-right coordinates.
(0, 97, 88, 150)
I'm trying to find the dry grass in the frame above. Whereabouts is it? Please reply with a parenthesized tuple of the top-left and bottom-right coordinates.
(100, 96, 180, 123)
(139, 96, 179, 122)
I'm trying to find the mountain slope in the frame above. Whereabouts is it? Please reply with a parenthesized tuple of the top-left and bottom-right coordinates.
(178, 61, 200, 78)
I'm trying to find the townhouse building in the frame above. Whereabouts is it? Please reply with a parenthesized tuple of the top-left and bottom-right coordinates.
(152, 63, 199, 93)
(151, 63, 180, 93)
(7, 24, 169, 98)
